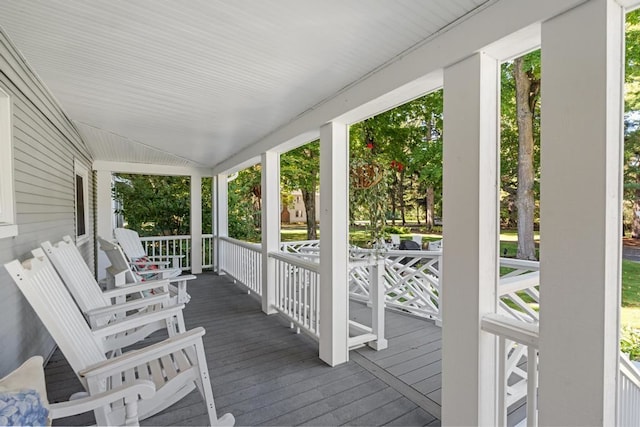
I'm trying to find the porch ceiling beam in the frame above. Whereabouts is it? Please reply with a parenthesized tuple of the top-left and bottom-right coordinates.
(213, 0, 586, 175)
(93, 160, 212, 177)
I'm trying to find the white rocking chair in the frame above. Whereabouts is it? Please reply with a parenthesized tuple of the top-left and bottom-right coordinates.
(99, 236, 193, 305)
(4, 254, 234, 426)
(40, 236, 186, 345)
(1, 356, 155, 427)
(114, 228, 183, 275)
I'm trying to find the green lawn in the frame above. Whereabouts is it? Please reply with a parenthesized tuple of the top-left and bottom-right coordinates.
(622, 260, 640, 329)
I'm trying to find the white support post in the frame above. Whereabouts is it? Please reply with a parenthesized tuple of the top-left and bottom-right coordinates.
(261, 151, 280, 314)
(441, 52, 499, 426)
(319, 121, 349, 367)
(190, 173, 203, 274)
(539, 1, 623, 425)
(369, 258, 387, 351)
(211, 176, 216, 272)
(95, 170, 114, 281)
(215, 173, 229, 275)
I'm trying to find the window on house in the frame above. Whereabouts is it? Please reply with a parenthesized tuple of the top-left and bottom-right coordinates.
(0, 86, 17, 239)
(74, 160, 89, 244)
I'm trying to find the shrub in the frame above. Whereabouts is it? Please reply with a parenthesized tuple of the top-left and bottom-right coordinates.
(621, 326, 640, 361)
(384, 225, 409, 235)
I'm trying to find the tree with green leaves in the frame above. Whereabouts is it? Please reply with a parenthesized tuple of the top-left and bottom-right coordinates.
(227, 166, 262, 241)
(281, 141, 320, 240)
(113, 174, 212, 236)
(625, 10, 640, 238)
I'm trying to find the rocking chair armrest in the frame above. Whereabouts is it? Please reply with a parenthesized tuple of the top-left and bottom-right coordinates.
(146, 255, 185, 259)
(80, 327, 206, 378)
(134, 268, 176, 277)
(90, 304, 186, 339)
(49, 379, 156, 420)
(167, 274, 196, 284)
(86, 293, 171, 320)
(130, 260, 171, 268)
(103, 279, 170, 297)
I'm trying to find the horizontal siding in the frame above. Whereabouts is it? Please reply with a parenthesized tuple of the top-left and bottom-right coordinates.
(0, 31, 94, 376)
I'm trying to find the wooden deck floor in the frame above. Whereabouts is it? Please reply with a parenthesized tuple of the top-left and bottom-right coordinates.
(46, 272, 446, 426)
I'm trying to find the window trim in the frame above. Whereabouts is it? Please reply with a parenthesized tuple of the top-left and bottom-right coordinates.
(74, 159, 90, 245)
(0, 85, 17, 239)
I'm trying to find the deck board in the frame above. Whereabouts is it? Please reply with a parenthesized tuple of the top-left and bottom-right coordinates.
(44, 271, 530, 426)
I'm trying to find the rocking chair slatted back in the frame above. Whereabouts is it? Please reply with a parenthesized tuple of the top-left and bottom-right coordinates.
(4, 253, 106, 385)
(98, 236, 139, 284)
(114, 228, 147, 261)
(41, 236, 109, 313)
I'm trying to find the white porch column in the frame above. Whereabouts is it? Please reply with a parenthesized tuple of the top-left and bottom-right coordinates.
(215, 173, 229, 275)
(441, 52, 499, 426)
(261, 151, 280, 314)
(319, 121, 349, 366)
(190, 173, 203, 274)
(95, 169, 114, 280)
(539, 1, 623, 425)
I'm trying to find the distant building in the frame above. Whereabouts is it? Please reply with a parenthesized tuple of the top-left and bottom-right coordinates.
(282, 190, 320, 224)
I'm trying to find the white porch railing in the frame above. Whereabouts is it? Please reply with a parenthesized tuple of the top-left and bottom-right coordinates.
(139, 234, 215, 270)
(280, 240, 320, 254)
(620, 353, 640, 426)
(219, 236, 262, 295)
(482, 313, 539, 427)
(269, 251, 321, 338)
(268, 250, 387, 350)
(281, 242, 541, 326)
(350, 248, 442, 320)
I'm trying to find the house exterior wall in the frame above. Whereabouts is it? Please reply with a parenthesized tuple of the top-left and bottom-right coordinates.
(285, 190, 320, 224)
(0, 30, 94, 376)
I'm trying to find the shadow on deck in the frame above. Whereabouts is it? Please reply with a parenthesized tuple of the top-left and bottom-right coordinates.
(46, 272, 446, 426)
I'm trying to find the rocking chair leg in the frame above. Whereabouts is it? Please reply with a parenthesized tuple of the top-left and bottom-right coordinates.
(193, 341, 235, 426)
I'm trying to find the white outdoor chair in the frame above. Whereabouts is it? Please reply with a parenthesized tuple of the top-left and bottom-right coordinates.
(98, 236, 193, 304)
(428, 239, 443, 250)
(390, 234, 401, 249)
(4, 254, 234, 426)
(114, 228, 182, 276)
(0, 356, 155, 427)
(41, 236, 186, 342)
(411, 234, 423, 248)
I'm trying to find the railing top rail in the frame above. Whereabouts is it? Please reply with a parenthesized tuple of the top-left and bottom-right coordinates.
(269, 251, 321, 273)
(498, 271, 540, 296)
(219, 236, 261, 251)
(499, 257, 540, 270)
(620, 353, 640, 388)
(481, 313, 539, 348)
(352, 248, 442, 257)
(139, 235, 191, 241)
(280, 240, 320, 246)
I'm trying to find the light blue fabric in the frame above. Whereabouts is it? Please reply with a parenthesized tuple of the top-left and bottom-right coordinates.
(0, 389, 49, 426)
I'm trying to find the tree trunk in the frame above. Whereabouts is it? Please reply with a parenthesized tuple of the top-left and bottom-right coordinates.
(390, 173, 397, 225)
(513, 57, 539, 260)
(425, 186, 435, 231)
(302, 188, 317, 240)
(633, 177, 640, 238)
(399, 171, 406, 226)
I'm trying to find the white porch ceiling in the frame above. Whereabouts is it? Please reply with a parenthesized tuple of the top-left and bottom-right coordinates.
(0, 0, 491, 169)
